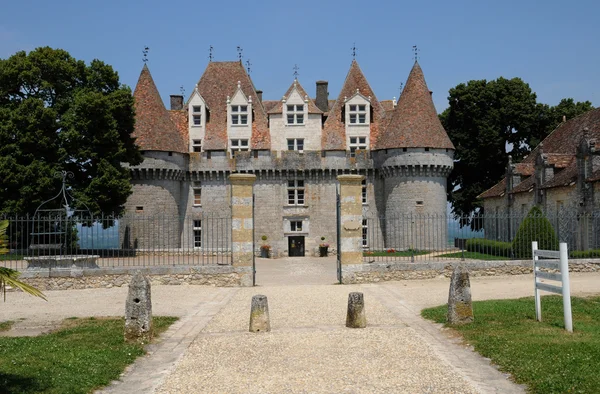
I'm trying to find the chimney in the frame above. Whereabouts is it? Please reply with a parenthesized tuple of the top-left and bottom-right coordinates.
(256, 90, 263, 102)
(316, 80, 329, 112)
(170, 95, 184, 110)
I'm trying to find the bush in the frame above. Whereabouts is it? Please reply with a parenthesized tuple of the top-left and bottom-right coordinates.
(570, 249, 600, 258)
(466, 238, 512, 257)
(512, 206, 558, 259)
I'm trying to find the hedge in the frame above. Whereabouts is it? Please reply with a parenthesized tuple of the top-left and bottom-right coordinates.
(466, 238, 513, 257)
(570, 249, 600, 258)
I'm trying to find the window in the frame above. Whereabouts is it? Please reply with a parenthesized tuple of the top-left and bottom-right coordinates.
(135, 206, 144, 212)
(231, 105, 248, 125)
(286, 104, 304, 125)
(416, 200, 424, 206)
(361, 179, 367, 204)
(193, 220, 202, 248)
(230, 139, 249, 155)
(193, 181, 201, 206)
(287, 180, 305, 205)
(349, 137, 367, 157)
(362, 219, 368, 247)
(192, 105, 202, 126)
(349, 104, 367, 124)
(287, 138, 304, 152)
(290, 220, 303, 232)
(192, 139, 202, 152)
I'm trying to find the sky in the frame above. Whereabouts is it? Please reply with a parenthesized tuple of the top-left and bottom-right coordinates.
(1, 0, 598, 112)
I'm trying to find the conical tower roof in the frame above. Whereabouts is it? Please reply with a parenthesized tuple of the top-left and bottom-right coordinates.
(378, 62, 454, 150)
(322, 60, 386, 150)
(132, 64, 187, 153)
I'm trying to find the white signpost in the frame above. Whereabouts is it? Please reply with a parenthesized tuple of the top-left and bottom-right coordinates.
(532, 241, 573, 332)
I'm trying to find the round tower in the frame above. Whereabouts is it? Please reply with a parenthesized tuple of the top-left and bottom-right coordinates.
(373, 61, 454, 251)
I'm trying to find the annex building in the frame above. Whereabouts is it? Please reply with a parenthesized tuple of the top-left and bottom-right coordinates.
(125, 59, 455, 257)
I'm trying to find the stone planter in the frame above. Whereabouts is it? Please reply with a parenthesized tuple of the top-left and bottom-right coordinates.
(319, 246, 329, 257)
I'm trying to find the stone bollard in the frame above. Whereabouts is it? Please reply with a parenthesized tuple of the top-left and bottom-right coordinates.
(346, 292, 366, 328)
(249, 295, 271, 333)
(447, 265, 474, 325)
(124, 271, 153, 343)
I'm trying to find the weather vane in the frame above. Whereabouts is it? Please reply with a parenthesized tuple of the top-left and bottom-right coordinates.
(412, 45, 419, 61)
(209, 45, 213, 62)
(142, 46, 149, 63)
(180, 85, 185, 97)
(237, 46, 243, 60)
(351, 43, 357, 59)
(293, 64, 299, 79)
(399, 82, 404, 96)
(245, 59, 252, 74)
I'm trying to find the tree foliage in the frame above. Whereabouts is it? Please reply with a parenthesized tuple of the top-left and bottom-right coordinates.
(512, 206, 558, 259)
(0, 47, 142, 215)
(441, 78, 594, 220)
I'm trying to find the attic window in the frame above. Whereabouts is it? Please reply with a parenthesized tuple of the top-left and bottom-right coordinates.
(349, 104, 367, 124)
(231, 105, 248, 125)
(402, 148, 407, 152)
(192, 139, 202, 152)
(192, 105, 202, 126)
(286, 104, 305, 125)
(168, 152, 173, 156)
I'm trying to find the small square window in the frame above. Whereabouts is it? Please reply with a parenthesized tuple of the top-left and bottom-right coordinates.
(193, 115, 201, 126)
(192, 139, 202, 152)
(135, 206, 143, 212)
(193, 181, 202, 206)
(192, 105, 201, 113)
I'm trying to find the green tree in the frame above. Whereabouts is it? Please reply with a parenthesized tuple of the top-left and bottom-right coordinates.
(0, 47, 142, 216)
(512, 206, 558, 259)
(441, 77, 594, 221)
(0, 220, 46, 301)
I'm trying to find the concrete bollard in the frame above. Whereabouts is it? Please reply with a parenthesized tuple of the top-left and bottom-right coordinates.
(249, 295, 271, 333)
(346, 292, 366, 328)
(447, 265, 474, 325)
(124, 271, 153, 343)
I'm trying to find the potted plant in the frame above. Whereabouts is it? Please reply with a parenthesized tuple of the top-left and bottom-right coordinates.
(260, 235, 270, 258)
(319, 237, 329, 257)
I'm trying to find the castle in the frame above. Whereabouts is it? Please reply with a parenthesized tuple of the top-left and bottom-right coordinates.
(125, 59, 455, 257)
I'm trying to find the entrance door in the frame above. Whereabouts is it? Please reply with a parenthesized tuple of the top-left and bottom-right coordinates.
(288, 236, 305, 257)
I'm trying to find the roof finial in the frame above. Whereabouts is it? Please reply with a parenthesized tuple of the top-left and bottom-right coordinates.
(351, 42, 357, 59)
(209, 45, 214, 62)
(399, 82, 404, 96)
(180, 85, 185, 97)
(142, 46, 149, 63)
(245, 59, 252, 74)
(412, 45, 419, 62)
(293, 64, 299, 80)
(237, 46, 243, 61)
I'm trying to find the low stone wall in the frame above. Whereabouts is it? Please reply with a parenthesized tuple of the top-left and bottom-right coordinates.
(20, 265, 253, 290)
(341, 259, 600, 284)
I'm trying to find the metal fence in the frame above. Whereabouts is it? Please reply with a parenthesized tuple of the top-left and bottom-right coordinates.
(362, 211, 600, 263)
(0, 213, 232, 270)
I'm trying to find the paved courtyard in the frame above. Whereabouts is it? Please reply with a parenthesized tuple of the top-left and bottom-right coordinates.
(2, 259, 599, 393)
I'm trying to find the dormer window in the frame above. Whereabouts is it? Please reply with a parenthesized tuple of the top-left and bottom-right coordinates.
(192, 105, 202, 126)
(286, 104, 304, 125)
(231, 105, 248, 125)
(349, 137, 367, 157)
(349, 104, 367, 124)
(230, 139, 249, 156)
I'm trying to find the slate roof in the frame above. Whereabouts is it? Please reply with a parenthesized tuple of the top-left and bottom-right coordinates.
(267, 80, 323, 114)
(196, 61, 270, 150)
(377, 61, 454, 150)
(322, 60, 386, 150)
(132, 65, 187, 153)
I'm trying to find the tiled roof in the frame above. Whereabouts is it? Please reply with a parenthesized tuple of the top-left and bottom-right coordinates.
(377, 62, 454, 150)
(267, 80, 323, 114)
(514, 163, 534, 176)
(262, 100, 279, 113)
(380, 100, 396, 112)
(196, 61, 270, 150)
(132, 65, 187, 153)
(545, 153, 575, 168)
(511, 175, 535, 194)
(477, 178, 506, 199)
(169, 110, 188, 147)
(541, 161, 578, 189)
(322, 60, 386, 150)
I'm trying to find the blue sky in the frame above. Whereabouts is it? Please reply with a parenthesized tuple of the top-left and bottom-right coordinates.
(1, 0, 598, 112)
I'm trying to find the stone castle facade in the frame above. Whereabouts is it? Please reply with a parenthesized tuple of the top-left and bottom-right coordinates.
(125, 59, 455, 257)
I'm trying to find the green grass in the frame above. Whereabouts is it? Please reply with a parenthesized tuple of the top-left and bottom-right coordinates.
(0, 254, 24, 261)
(422, 296, 600, 393)
(363, 249, 429, 257)
(0, 316, 177, 393)
(436, 251, 510, 260)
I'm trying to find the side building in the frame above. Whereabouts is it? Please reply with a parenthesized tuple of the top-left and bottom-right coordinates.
(123, 59, 455, 257)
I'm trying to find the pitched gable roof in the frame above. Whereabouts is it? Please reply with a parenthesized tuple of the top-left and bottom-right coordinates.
(132, 64, 187, 153)
(196, 61, 270, 150)
(322, 60, 386, 150)
(377, 61, 454, 150)
(267, 80, 323, 114)
(478, 177, 507, 199)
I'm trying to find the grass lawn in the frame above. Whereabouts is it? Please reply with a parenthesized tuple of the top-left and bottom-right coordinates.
(363, 250, 429, 257)
(0, 316, 177, 394)
(436, 251, 509, 260)
(421, 296, 600, 393)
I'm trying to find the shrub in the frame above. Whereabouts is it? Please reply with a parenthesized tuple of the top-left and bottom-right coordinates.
(512, 206, 558, 259)
(570, 249, 600, 258)
(466, 238, 512, 257)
